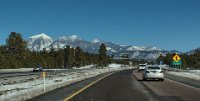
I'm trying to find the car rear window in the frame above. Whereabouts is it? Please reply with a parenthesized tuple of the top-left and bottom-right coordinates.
(148, 67, 160, 70)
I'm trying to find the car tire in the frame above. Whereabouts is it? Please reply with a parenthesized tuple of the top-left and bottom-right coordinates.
(143, 78, 146, 81)
(160, 79, 164, 81)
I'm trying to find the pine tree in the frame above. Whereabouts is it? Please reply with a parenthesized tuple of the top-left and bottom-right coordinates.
(164, 53, 173, 65)
(180, 54, 188, 69)
(157, 54, 165, 64)
(75, 46, 83, 68)
(188, 49, 200, 68)
(64, 45, 74, 69)
(121, 54, 130, 66)
(6, 32, 27, 68)
(41, 48, 49, 67)
(98, 43, 109, 68)
(71, 48, 76, 68)
(0, 46, 3, 68)
(49, 48, 58, 68)
(56, 49, 64, 68)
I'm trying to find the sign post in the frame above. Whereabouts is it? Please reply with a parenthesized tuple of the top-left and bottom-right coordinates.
(172, 54, 182, 70)
(42, 72, 46, 91)
(160, 61, 163, 65)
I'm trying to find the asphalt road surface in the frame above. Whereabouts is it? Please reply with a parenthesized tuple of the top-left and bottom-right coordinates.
(28, 69, 200, 101)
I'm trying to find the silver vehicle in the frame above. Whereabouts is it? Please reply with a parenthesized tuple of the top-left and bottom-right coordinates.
(143, 65, 164, 81)
(33, 65, 43, 72)
(138, 64, 147, 71)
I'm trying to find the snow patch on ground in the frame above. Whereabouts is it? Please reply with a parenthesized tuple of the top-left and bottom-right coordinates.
(108, 64, 122, 68)
(0, 64, 134, 101)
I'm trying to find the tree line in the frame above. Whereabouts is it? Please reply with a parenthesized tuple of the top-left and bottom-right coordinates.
(0, 32, 110, 69)
(157, 49, 200, 69)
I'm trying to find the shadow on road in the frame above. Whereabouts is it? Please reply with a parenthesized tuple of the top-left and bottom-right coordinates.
(137, 79, 164, 82)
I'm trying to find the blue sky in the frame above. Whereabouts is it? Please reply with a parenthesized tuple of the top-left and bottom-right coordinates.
(0, 0, 200, 52)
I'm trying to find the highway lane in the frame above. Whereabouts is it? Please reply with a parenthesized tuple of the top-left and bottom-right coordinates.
(134, 71, 200, 101)
(28, 69, 200, 101)
(68, 69, 158, 101)
(69, 69, 200, 101)
(27, 71, 115, 101)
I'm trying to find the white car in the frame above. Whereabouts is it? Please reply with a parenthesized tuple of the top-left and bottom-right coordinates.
(143, 65, 164, 81)
(33, 65, 43, 72)
(138, 64, 147, 71)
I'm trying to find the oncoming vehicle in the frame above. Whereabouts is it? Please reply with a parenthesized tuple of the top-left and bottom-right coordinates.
(138, 64, 147, 71)
(143, 65, 164, 81)
(33, 65, 43, 72)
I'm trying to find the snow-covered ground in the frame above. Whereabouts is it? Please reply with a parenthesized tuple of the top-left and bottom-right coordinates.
(108, 64, 122, 68)
(73, 65, 94, 69)
(0, 64, 135, 101)
(166, 70, 200, 81)
(158, 65, 200, 81)
(0, 68, 32, 73)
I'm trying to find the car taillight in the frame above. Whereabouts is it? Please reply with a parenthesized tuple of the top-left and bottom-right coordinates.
(146, 71, 150, 73)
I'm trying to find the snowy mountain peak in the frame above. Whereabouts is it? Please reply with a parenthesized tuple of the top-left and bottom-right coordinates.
(27, 33, 53, 51)
(126, 46, 161, 51)
(69, 34, 78, 38)
(69, 35, 81, 41)
(91, 38, 102, 43)
(58, 35, 81, 41)
(30, 33, 51, 39)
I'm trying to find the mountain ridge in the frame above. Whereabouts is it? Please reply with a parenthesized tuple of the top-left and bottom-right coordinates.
(27, 33, 183, 59)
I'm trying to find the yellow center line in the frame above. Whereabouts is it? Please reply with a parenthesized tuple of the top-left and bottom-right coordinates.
(63, 73, 112, 101)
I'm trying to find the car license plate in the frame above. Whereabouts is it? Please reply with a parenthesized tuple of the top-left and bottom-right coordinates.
(151, 71, 157, 73)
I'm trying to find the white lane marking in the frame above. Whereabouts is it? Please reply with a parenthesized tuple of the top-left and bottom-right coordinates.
(165, 78, 200, 90)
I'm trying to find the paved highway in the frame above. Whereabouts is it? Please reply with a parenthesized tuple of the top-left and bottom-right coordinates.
(28, 69, 200, 101)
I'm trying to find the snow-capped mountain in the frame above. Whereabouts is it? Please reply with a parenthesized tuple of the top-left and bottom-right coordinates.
(169, 50, 183, 54)
(91, 38, 102, 43)
(50, 35, 82, 49)
(27, 33, 180, 59)
(27, 33, 53, 51)
(126, 46, 161, 51)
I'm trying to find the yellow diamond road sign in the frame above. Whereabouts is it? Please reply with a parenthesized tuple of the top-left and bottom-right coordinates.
(173, 54, 181, 62)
